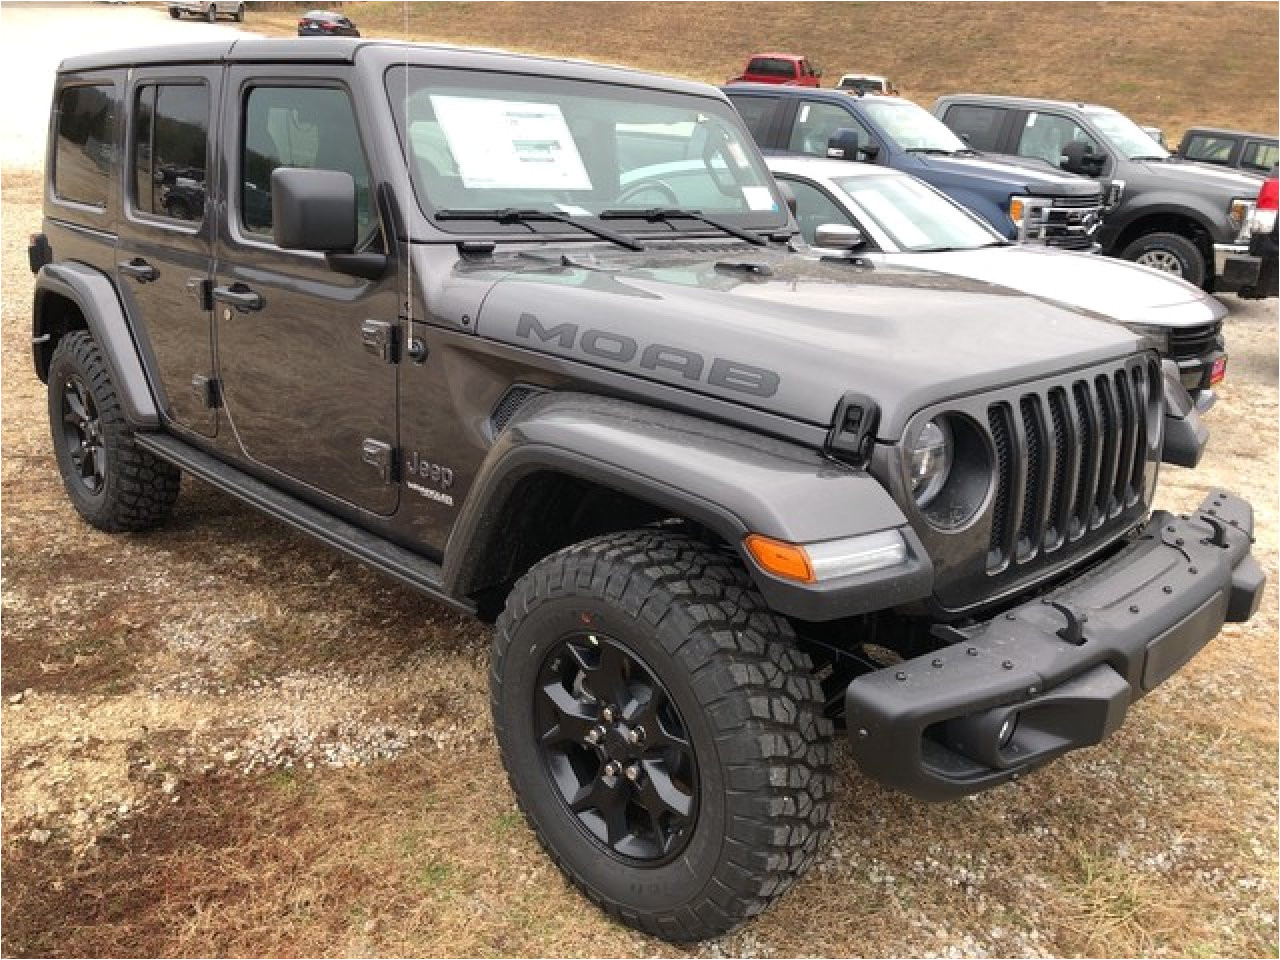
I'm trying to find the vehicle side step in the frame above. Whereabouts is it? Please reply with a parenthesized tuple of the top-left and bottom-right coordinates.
(135, 432, 474, 615)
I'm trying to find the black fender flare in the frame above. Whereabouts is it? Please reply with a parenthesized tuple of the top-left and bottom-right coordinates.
(443, 392, 933, 619)
(1105, 199, 1225, 248)
(33, 262, 160, 429)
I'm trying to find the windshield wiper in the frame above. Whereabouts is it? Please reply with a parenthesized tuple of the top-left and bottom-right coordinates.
(1130, 155, 1167, 162)
(598, 207, 767, 246)
(434, 208, 644, 251)
(904, 147, 956, 156)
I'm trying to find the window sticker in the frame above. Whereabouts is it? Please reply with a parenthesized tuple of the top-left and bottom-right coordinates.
(742, 185, 777, 211)
(798, 104, 811, 123)
(1027, 111, 1038, 127)
(429, 95, 593, 190)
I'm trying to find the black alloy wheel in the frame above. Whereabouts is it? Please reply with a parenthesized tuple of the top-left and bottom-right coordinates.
(60, 374, 106, 496)
(535, 631, 697, 864)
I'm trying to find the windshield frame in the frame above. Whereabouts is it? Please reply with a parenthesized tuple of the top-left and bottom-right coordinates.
(383, 63, 790, 241)
(1083, 106, 1171, 161)
(829, 172, 1005, 253)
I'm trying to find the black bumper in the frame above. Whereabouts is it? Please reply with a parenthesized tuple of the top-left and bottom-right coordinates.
(846, 490, 1264, 800)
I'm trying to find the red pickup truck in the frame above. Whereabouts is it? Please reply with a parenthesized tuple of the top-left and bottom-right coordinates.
(727, 53, 821, 86)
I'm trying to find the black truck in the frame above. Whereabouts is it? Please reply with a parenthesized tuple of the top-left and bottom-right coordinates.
(30, 39, 1264, 941)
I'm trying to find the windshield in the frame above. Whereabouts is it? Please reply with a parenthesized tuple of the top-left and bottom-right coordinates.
(832, 175, 1002, 251)
(1084, 107, 1171, 160)
(839, 76, 886, 94)
(385, 66, 786, 234)
(859, 98, 968, 153)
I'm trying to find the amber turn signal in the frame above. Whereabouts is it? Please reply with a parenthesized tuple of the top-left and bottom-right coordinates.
(744, 534, 815, 583)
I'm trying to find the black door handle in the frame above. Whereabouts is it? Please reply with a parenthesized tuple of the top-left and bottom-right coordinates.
(212, 283, 264, 312)
(118, 258, 157, 282)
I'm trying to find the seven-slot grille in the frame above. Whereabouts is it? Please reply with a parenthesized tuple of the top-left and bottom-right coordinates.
(1168, 321, 1223, 361)
(985, 359, 1158, 573)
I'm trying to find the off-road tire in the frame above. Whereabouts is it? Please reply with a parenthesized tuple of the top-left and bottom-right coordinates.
(1121, 231, 1207, 288)
(491, 529, 834, 942)
(47, 332, 181, 533)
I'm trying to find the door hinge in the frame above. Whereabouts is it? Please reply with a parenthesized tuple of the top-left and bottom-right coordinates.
(192, 375, 222, 409)
(361, 319, 398, 363)
(361, 438, 397, 485)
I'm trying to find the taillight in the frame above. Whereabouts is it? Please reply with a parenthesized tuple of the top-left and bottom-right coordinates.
(297, 18, 307, 26)
(1258, 178, 1278, 211)
(1251, 178, 1278, 235)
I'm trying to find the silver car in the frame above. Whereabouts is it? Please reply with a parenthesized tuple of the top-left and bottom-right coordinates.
(767, 155, 1227, 404)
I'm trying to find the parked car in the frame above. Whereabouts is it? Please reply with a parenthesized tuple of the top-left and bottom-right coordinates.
(1174, 127, 1278, 177)
(29, 37, 1262, 943)
(725, 84, 1105, 250)
(297, 10, 361, 37)
(768, 155, 1228, 402)
(1240, 174, 1278, 299)
(168, 1, 243, 21)
(726, 53, 820, 86)
(836, 73, 897, 95)
(935, 94, 1273, 293)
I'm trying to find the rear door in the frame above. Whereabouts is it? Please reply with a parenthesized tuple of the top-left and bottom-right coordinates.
(116, 67, 219, 437)
(213, 65, 399, 516)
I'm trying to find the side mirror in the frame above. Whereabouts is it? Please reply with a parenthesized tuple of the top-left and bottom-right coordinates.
(776, 180, 799, 216)
(813, 223, 866, 251)
(826, 128, 862, 161)
(1060, 140, 1106, 177)
(271, 167, 357, 251)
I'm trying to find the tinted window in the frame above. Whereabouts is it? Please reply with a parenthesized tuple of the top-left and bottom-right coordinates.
(779, 176, 854, 245)
(1242, 140, 1279, 173)
(746, 58, 797, 78)
(943, 104, 1006, 151)
(1183, 134, 1236, 166)
(1016, 111, 1099, 166)
(241, 86, 372, 238)
(54, 84, 114, 207)
(728, 96, 776, 143)
(133, 83, 209, 222)
(788, 101, 873, 157)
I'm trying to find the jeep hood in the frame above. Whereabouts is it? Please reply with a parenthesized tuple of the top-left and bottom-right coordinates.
(887, 245, 1226, 328)
(467, 247, 1143, 438)
(912, 153, 1101, 198)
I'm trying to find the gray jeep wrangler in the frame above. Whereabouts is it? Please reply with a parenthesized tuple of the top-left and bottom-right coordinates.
(29, 39, 1264, 941)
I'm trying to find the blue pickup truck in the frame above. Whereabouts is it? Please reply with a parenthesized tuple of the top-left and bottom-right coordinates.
(723, 84, 1104, 250)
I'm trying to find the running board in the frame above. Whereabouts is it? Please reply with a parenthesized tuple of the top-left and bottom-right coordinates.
(135, 433, 473, 615)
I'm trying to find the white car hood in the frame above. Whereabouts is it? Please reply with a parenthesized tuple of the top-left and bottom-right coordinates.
(889, 245, 1226, 328)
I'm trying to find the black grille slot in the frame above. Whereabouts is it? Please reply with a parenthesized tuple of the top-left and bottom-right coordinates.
(490, 385, 540, 434)
(986, 361, 1148, 573)
(1168, 321, 1222, 361)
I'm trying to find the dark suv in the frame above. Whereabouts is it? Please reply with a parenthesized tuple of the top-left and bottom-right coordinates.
(724, 84, 1105, 250)
(936, 95, 1273, 293)
(1175, 127, 1278, 177)
(29, 39, 1263, 942)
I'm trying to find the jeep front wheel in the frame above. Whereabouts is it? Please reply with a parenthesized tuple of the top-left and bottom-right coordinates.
(47, 332, 181, 533)
(1121, 231, 1207, 287)
(491, 530, 833, 941)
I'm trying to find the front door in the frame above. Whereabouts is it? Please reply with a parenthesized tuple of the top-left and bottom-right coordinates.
(116, 67, 219, 437)
(213, 67, 399, 516)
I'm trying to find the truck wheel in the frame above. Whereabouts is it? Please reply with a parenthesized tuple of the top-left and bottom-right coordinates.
(491, 529, 834, 941)
(1121, 231, 1206, 288)
(47, 332, 181, 533)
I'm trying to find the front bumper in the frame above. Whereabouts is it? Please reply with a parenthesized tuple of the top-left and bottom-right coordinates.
(1214, 242, 1262, 290)
(846, 489, 1263, 800)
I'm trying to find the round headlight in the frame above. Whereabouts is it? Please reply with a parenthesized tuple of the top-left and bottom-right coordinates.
(909, 419, 953, 507)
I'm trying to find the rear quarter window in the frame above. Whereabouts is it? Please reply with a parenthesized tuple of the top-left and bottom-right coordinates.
(54, 83, 115, 207)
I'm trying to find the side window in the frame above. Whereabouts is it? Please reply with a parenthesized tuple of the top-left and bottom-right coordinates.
(54, 83, 114, 207)
(943, 104, 1007, 151)
(1183, 134, 1236, 165)
(1241, 140, 1278, 174)
(788, 101, 874, 157)
(1016, 112, 1099, 167)
(728, 96, 777, 144)
(781, 177, 855, 245)
(133, 83, 209, 223)
(241, 85, 372, 239)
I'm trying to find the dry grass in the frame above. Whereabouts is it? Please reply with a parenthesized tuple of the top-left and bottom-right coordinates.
(245, 1, 1279, 142)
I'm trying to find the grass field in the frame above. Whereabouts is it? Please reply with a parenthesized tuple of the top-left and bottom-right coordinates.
(245, 1, 1279, 143)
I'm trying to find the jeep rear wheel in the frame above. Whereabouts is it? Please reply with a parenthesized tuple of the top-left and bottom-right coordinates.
(47, 332, 181, 533)
(1121, 231, 1207, 288)
(491, 530, 833, 941)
